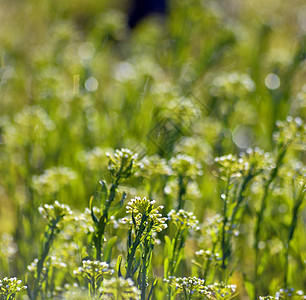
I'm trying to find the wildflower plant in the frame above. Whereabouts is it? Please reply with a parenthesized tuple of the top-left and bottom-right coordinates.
(169, 154, 203, 210)
(32, 167, 77, 195)
(101, 277, 140, 300)
(193, 250, 221, 281)
(124, 197, 167, 299)
(91, 148, 138, 261)
(260, 288, 306, 300)
(73, 260, 113, 299)
(204, 282, 238, 300)
(137, 155, 172, 198)
(164, 276, 206, 299)
(27, 201, 72, 300)
(214, 148, 273, 280)
(165, 210, 200, 278)
(0, 277, 27, 300)
(254, 117, 305, 299)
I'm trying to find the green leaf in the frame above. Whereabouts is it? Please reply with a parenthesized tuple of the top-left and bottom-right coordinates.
(116, 255, 123, 277)
(89, 196, 99, 225)
(175, 248, 185, 273)
(164, 257, 169, 278)
(243, 274, 254, 300)
(148, 278, 158, 300)
(133, 250, 142, 275)
(164, 236, 173, 258)
(120, 191, 127, 207)
(99, 180, 108, 205)
(103, 236, 117, 264)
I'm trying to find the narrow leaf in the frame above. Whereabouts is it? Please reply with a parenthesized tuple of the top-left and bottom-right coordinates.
(89, 196, 99, 224)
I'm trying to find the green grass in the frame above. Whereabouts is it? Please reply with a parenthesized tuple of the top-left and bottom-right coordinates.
(0, 0, 305, 299)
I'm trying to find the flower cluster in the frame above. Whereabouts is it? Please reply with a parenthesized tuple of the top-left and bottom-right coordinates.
(27, 254, 68, 273)
(215, 154, 247, 180)
(107, 148, 139, 181)
(239, 148, 274, 173)
(123, 197, 167, 233)
(78, 147, 111, 171)
(195, 249, 221, 263)
(0, 277, 27, 298)
(165, 276, 206, 296)
(215, 148, 273, 183)
(102, 277, 140, 299)
(73, 260, 113, 282)
(174, 136, 213, 165)
(38, 201, 73, 224)
(167, 209, 200, 231)
(138, 155, 172, 177)
(210, 71, 255, 99)
(164, 180, 201, 199)
(0, 233, 18, 260)
(3, 106, 55, 150)
(279, 160, 305, 190)
(204, 282, 237, 300)
(62, 284, 87, 300)
(200, 214, 223, 244)
(170, 154, 203, 179)
(273, 116, 305, 147)
(33, 166, 77, 195)
(260, 288, 305, 300)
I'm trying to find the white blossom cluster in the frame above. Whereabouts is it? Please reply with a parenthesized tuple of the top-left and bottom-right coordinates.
(0, 277, 27, 297)
(38, 201, 73, 224)
(33, 167, 77, 195)
(123, 197, 168, 233)
(168, 209, 200, 231)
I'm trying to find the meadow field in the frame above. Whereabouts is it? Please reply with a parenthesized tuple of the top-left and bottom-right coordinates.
(0, 0, 305, 299)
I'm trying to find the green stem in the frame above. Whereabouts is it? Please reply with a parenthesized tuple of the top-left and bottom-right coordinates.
(284, 187, 305, 288)
(168, 227, 182, 276)
(203, 242, 217, 282)
(230, 169, 255, 228)
(31, 217, 60, 300)
(221, 176, 230, 278)
(126, 213, 148, 279)
(141, 241, 150, 300)
(177, 174, 186, 211)
(96, 180, 119, 261)
(253, 145, 288, 300)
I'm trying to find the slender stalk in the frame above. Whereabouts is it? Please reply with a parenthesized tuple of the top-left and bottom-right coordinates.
(140, 240, 150, 300)
(31, 217, 60, 300)
(96, 179, 119, 261)
(221, 176, 231, 278)
(168, 227, 182, 276)
(253, 145, 287, 299)
(203, 241, 217, 282)
(126, 213, 148, 279)
(177, 174, 186, 211)
(230, 169, 254, 228)
(284, 187, 305, 288)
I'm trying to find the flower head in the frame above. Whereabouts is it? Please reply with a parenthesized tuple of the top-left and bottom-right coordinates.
(204, 282, 238, 300)
(101, 277, 140, 299)
(124, 197, 167, 233)
(73, 260, 113, 282)
(167, 209, 200, 231)
(165, 276, 206, 296)
(107, 148, 139, 181)
(32, 166, 77, 195)
(170, 154, 203, 179)
(0, 277, 27, 298)
(38, 201, 73, 225)
(273, 116, 305, 148)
